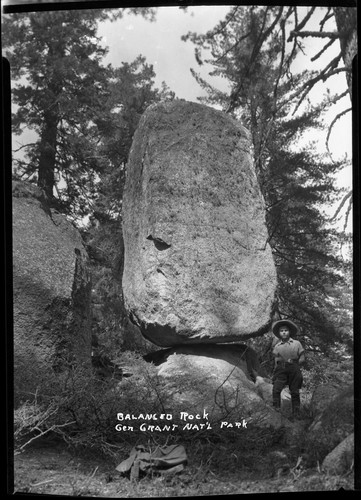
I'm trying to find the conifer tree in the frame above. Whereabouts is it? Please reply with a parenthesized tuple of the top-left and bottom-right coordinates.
(183, 5, 352, 350)
(3, 7, 175, 355)
(2, 7, 157, 218)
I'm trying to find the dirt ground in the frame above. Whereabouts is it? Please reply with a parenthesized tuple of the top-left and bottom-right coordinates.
(10, 439, 355, 497)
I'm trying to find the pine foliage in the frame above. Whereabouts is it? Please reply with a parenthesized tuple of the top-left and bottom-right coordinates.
(4, 8, 175, 357)
(183, 5, 352, 351)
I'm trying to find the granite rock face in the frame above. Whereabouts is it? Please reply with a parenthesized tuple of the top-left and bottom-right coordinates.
(13, 181, 92, 397)
(122, 100, 277, 347)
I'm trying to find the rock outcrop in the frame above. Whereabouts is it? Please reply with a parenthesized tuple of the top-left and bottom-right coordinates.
(13, 181, 92, 399)
(122, 100, 277, 347)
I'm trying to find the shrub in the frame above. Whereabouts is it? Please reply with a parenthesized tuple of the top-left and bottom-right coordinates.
(14, 352, 176, 457)
(296, 384, 354, 467)
(301, 351, 353, 405)
(14, 351, 57, 408)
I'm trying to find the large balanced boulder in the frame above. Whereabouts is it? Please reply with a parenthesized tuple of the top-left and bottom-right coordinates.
(122, 100, 277, 346)
(13, 181, 92, 399)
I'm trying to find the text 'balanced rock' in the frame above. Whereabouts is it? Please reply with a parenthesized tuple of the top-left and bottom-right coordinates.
(122, 100, 277, 346)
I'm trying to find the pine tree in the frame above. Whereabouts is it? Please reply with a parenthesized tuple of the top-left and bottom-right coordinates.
(2, 7, 156, 217)
(3, 7, 175, 356)
(183, 5, 351, 350)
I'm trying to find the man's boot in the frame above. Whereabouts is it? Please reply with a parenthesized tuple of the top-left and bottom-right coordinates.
(273, 395, 281, 412)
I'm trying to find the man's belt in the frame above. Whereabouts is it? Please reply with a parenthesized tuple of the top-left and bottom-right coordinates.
(276, 360, 298, 368)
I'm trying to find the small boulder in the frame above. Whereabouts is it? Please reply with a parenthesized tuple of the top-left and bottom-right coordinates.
(322, 433, 354, 475)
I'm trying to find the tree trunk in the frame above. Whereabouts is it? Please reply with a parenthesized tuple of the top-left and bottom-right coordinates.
(37, 38, 63, 201)
(37, 108, 58, 200)
(333, 6, 357, 100)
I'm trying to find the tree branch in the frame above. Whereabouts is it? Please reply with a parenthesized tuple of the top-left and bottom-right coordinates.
(329, 191, 352, 222)
(287, 6, 316, 41)
(343, 195, 352, 233)
(214, 30, 251, 63)
(13, 142, 38, 153)
(311, 37, 336, 62)
(292, 65, 347, 115)
(319, 7, 334, 32)
(252, 6, 284, 59)
(273, 18, 286, 110)
(289, 30, 339, 40)
(212, 6, 240, 38)
(326, 106, 352, 155)
(226, 6, 285, 114)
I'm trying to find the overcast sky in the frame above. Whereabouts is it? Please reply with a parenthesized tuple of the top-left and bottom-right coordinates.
(97, 6, 352, 165)
(98, 5, 232, 102)
(96, 4, 352, 232)
(4, 3, 353, 231)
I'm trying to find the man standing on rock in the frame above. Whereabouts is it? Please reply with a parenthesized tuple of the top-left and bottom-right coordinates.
(272, 319, 305, 418)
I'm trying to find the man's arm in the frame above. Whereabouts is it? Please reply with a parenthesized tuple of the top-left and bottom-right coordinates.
(273, 344, 282, 368)
(298, 351, 305, 366)
(285, 341, 305, 364)
(297, 341, 305, 365)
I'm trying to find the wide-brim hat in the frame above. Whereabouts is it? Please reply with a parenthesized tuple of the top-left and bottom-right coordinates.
(272, 319, 299, 339)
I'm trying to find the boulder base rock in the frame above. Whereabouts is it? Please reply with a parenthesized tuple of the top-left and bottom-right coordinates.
(13, 181, 92, 400)
(146, 344, 289, 429)
(122, 100, 277, 346)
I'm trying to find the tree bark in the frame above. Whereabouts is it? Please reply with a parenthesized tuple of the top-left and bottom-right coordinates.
(37, 39, 63, 201)
(333, 6, 357, 100)
(37, 108, 58, 200)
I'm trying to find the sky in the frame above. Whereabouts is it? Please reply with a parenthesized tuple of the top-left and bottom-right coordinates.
(98, 5, 232, 103)
(100, 6, 352, 153)
(4, 2, 353, 233)
(99, 5, 353, 232)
